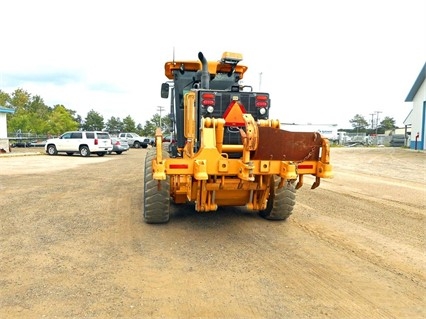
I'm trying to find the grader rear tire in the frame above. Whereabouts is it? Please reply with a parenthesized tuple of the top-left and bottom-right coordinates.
(143, 148, 170, 224)
(259, 177, 296, 221)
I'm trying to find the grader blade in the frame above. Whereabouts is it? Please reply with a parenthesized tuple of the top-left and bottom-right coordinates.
(252, 127, 323, 161)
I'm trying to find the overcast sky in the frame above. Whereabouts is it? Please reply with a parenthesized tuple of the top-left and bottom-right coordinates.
(1, 0, 425, 129)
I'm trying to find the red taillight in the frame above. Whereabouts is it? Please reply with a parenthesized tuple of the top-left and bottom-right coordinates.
(255, 95, 268, 108)
(94, 138, 98, 145)
(202, 99, 215, 106)
(201, 92, 215, 107)
(202, 93, 215, 99)
(114, 141, 120, 146)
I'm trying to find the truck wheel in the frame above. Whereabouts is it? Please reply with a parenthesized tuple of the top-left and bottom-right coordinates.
(143, 148, 170, 223)
(259, 178, 296, 221)
(134, 141, 141, 148)
(79, 146, 91, 157)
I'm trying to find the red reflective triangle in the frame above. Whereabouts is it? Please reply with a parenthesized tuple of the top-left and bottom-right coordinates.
(223, 101, 247, 126)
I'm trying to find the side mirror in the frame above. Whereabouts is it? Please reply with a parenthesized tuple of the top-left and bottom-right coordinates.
(161, 83, 169, 98)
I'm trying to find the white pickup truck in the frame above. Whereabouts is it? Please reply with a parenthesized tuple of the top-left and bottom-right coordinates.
(118, 132, 148, 148)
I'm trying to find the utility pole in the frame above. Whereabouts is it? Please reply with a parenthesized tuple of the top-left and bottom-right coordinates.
(157, 106, 165, 129)
(369, 113, 375, 130)
(375, 110, 382, 145)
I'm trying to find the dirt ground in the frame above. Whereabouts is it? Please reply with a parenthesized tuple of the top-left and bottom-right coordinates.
(0, 146, 425, 319)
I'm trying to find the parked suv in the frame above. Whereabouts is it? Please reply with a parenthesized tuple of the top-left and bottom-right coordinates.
(45, 131, 113, 157)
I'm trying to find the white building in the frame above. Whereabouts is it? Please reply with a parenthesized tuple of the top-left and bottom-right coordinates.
(404, 62, 425, 150)
(0, 106, 15, 152)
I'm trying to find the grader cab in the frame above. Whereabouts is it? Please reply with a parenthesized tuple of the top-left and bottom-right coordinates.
(143, 51, 333, 223)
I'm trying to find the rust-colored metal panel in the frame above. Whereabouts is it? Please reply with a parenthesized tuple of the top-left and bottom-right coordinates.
(252, 127, 322, 161)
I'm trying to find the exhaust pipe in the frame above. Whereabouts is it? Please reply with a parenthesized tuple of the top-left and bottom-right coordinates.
(198, 52, 209, 90)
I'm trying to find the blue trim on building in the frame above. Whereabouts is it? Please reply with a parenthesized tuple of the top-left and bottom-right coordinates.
(411, 101, 426, 150)
(405, 63, 426, 102)
(421, 102, 426, 150)
(0, 106, 15, 114)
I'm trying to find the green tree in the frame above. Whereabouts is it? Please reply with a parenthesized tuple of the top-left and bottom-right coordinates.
(6, 89, 54, 135)
(122, 115, 136, 132)
(10, 88, 31, 110)
(349, 114, 369, 133)
(7, 89, 31, 133)
(141, 120, 156, 137)
(82, 109, 105, 131)
(0, 90, 11, 107)
(136, 123, 144, 136)
(141, 113, 171, 137)
(106, 116, 124, 135)
(8, 112, 33, 135)
(2, 87, 182, 138)
(379, 116, 397, 131)
(46, 105, 79, 135)
(59, 106, 82, 129)
(27, 95, 51, 133)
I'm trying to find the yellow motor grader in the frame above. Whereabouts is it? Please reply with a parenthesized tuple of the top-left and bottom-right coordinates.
(143, 51, 333, 223)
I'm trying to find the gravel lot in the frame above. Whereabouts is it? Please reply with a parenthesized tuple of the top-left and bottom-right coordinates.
(0, 146, 425, 318)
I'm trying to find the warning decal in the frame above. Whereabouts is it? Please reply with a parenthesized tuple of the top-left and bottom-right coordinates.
(223, 101, 247, 126)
